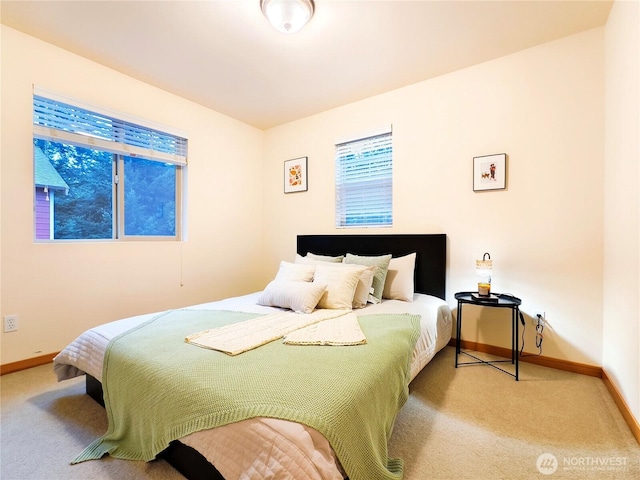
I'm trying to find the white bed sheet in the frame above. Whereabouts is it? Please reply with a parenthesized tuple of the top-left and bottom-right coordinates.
(54, 292, 452, 480)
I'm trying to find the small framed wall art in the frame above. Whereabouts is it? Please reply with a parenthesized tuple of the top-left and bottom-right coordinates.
(473, 153, 507, 191)
(284, 157, 308, 193)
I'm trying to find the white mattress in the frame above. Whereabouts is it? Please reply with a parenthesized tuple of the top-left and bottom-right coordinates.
(54, 292, 452, 480)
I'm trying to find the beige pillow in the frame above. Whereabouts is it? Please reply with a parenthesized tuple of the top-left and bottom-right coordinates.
(352, 265, 377, 308)
(274, 261, 315, 282)
(257, 281, 326, 314)
(304, 262, 376, 309)
(383, 253, 416, 302)
(344, 253, 392, 304)
(312, 263, 365, 309)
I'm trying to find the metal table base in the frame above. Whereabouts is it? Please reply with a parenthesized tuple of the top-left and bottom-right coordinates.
(454, 292, 522, 381)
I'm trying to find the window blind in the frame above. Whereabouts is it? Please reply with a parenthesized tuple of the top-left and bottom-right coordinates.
(335, 131, 392, 228)
(33, 95, 188, 166)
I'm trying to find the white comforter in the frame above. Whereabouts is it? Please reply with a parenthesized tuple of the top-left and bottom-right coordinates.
(54, 292, 452, 480)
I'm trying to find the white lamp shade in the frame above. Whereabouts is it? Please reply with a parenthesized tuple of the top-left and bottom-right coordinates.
(261, 0, 314, 34)
(475, 253, 493, 275)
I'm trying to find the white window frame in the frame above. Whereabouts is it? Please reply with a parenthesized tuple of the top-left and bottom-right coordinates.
(33, 88, 187, 241)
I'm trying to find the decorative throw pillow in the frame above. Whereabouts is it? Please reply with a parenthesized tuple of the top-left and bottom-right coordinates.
(383, 253, 416, 302)
(257, 280, 326, 314)
(299, 262, 376, 309)
(343, 253, 392, 304)
(312, 263, 365, 309)
(274, 261, 315, 282)
(351, 265, 377, 308)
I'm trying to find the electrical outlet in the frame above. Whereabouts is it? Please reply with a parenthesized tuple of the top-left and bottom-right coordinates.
(4, 314, 19, 333)
(534, 310, 545, 328)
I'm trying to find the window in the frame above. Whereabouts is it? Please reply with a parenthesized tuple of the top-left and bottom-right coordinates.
(335, 127, 392, 228)
(33, 92, 187, 241)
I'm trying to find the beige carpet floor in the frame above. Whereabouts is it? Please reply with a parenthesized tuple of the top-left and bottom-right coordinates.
(389, 347, 639, 479)
(1, 346, 638, 480)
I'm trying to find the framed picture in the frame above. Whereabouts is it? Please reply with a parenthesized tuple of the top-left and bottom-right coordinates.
(473, 153, 507, 191)
(284, 157, 308, 193)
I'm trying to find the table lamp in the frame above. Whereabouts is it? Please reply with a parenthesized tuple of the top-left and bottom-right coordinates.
(475, 252, 492, 296)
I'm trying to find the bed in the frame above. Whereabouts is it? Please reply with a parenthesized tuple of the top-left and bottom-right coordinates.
(53, 233, 451, 480)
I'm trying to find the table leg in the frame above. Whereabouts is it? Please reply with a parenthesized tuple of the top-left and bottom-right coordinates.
(515, 307, 519, 381)
(455, 301, 462, 367)
(511, 308, 516, 364)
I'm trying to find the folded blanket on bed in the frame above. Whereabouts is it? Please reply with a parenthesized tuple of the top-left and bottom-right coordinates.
(283, 312, 367, 346)
(185, 308, 351, 354)
(73, 309, 420, 480)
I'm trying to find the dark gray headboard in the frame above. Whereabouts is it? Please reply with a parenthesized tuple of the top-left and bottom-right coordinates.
(296, 234, 446, 299)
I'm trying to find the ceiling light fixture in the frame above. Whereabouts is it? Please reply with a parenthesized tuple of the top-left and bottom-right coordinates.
(260, 0, 315, 34)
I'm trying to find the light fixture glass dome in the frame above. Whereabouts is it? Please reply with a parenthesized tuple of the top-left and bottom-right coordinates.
(261, 0, 315, 34)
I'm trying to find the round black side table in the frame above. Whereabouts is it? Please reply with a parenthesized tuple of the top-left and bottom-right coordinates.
(454, 291, 522, 380)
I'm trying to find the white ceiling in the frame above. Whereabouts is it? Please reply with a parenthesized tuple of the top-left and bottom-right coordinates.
(1, 0, 612, 130)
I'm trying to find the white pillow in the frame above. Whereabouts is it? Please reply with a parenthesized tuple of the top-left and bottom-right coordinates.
(294, 254, 315, 265)
(257, 281, 326, 314)
(312, 263, 365, 310)
(274, 261, 315, 282)
(382, 253, 416, 302)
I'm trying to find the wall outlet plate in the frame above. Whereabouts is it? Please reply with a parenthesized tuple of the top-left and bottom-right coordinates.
(4, 314, 18, 333)
(534, 311, 545, 327)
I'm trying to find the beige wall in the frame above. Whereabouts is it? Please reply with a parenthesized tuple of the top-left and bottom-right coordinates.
(0, 27, 266, 364)
(263, 28, 605, 366)
(603, 0, 640, 421)
(2, 0, 637, 434)
(0, 7, 630, 409)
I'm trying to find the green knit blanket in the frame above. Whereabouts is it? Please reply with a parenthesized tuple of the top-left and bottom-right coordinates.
(73, 309, 420, 480)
